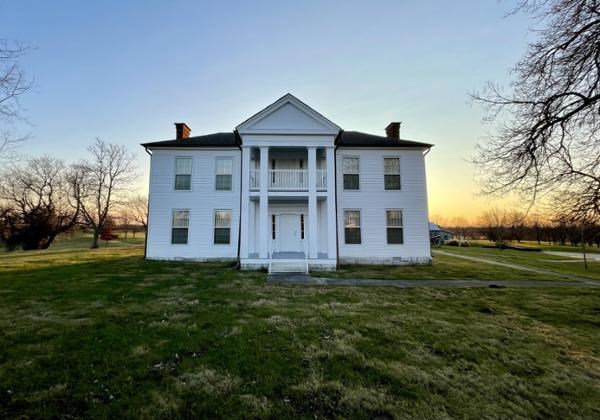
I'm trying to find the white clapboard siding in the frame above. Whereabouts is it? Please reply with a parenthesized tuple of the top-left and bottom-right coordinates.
(146, 148, 241, 260)
(336, 148, 431, 262)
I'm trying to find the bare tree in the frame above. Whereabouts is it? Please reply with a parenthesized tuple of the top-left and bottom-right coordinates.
(473, 0, 600, 222)
(127, 194, 148, 230)
(0, 156, 79, 249)
(480, 207, 509, 246)
(115, 194, 148, 238)
(69, 138, 137, 248)
(0, 40, 33, 161)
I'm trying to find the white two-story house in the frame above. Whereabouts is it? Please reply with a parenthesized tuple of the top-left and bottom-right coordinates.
(142, 94, 432, 272)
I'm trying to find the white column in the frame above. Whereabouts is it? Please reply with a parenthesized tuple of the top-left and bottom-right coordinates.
(239, 146, 251, 258)
(325, 146, 337, 259)
(259, 146, 269, 258)
(308, 146, 318, 258)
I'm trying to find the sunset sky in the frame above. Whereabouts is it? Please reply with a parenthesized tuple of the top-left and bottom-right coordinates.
(1, 1, 533, 222)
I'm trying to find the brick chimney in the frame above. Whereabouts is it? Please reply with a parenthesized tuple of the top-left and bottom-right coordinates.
(175, 123, 191, 139)
(385, 122, 401, 139)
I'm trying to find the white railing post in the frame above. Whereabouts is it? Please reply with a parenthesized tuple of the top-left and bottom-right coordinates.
(256, 168, 328, 191)
(250, 169, 260, 190)
(317, 169, 327, 190)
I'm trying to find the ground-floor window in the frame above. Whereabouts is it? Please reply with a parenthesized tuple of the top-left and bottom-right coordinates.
(214, 210, 231, 244)
(344, 210, 361, 244)
(300, 214, 305, 239)
(386, 209, 404, 244)
(272, 215, 276, 239)
(171, 210, 189, 244)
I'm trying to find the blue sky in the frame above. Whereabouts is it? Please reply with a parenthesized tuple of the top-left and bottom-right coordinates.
(1, 0, 532, 221)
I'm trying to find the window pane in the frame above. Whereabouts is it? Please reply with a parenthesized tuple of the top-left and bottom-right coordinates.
(386, 210, 402, 227)
(171, 228, 188, 244)
(343, 174, 359, 190)
(344, 211, 360, 228)
(216, 158, 233, 174)
(384, 158, 400, 174)
(345, 228, 361, 244)
(175, 174, 191, 190)
(384, 174, 401, 190)
(215, 174, 232, 190)
(214, 210, 231, 227)
(387, 228, 404, 244)
(343, 157, 359, 173)
(176, 158, 192, 174)
(214, 228, 230, 244)
(172, 210, 189, 228)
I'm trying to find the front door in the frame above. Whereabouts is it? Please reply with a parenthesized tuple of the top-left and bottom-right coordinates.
(278, 214, 302, 252)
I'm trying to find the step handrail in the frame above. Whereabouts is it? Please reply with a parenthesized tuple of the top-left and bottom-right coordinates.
(268, 239, 274, 274)
(302, 239, 309, 274)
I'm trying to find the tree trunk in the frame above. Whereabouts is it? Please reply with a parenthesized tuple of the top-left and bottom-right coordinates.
(91, 229, 100, 249)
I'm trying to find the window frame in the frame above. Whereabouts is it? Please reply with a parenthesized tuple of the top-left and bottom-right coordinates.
(342, 156, 360, 191)
(174, 157, 193, 191)
(215, 156, 234, 191)
(343, 209, 362, 245)
(171, 209, 190, 245)
(386, 209, 404, 245)
(213, 209, 232, 245)
(383, 156, 401, 190)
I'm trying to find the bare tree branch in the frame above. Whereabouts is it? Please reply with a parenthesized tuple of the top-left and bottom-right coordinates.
(473, 0, 600, 224)
(0, 39, 33, 161)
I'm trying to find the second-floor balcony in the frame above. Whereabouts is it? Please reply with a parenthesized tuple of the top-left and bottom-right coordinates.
(250, 169, 327, 191)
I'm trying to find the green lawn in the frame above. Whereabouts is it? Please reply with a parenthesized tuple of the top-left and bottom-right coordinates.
(49, 231, 146, 250)
(1, 246, 600, 418)
(316, 252, 571, 281)
(471, 239, 600, 254)
(438, 245, 600, 281)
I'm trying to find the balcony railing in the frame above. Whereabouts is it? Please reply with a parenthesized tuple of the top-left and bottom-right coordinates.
(250, 169, 327, 191)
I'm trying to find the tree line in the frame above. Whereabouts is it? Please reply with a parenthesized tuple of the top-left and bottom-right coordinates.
(0, 139, 147, 251)
(433, 208, 600, 248)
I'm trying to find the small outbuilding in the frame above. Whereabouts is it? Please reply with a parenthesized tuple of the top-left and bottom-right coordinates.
(429, 223, 455, 242)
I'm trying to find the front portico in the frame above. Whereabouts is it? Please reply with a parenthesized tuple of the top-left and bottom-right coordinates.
(237, 94, 339, 271)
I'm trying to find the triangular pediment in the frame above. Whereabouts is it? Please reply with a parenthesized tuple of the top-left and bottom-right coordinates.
(236, 94, 341, 135)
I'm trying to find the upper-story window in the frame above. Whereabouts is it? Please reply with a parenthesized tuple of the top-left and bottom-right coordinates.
(174, 157, 192, 190)
(386, 210, 404, 244)
(215, 157, 233, 191)
(343, 157, 359, 190)
(384, 158, 401, 190)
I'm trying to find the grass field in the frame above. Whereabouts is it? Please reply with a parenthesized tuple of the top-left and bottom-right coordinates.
(470, 239, 600, 254)
(1, 242, 600, 418)
(316, 252, 573, 282)
(48, 231, 146, 250)
(438, 244, 600, 281)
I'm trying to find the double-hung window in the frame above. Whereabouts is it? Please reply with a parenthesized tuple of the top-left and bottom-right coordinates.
(343, 157, 360, 190)
(386, 210, 404, 244)
(171, 210, 189, 244)
(215, 157, 233, 190)
(344, 210, 361, 244)
(384, 158, 401, 190)
(174, 157, 192, 190)
(214, 210, 231, 244)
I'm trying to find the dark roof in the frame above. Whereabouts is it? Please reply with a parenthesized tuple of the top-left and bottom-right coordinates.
(141, 132, 240, 148)
(141, 130, 432, 149)
(336, 131, 432, 148)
